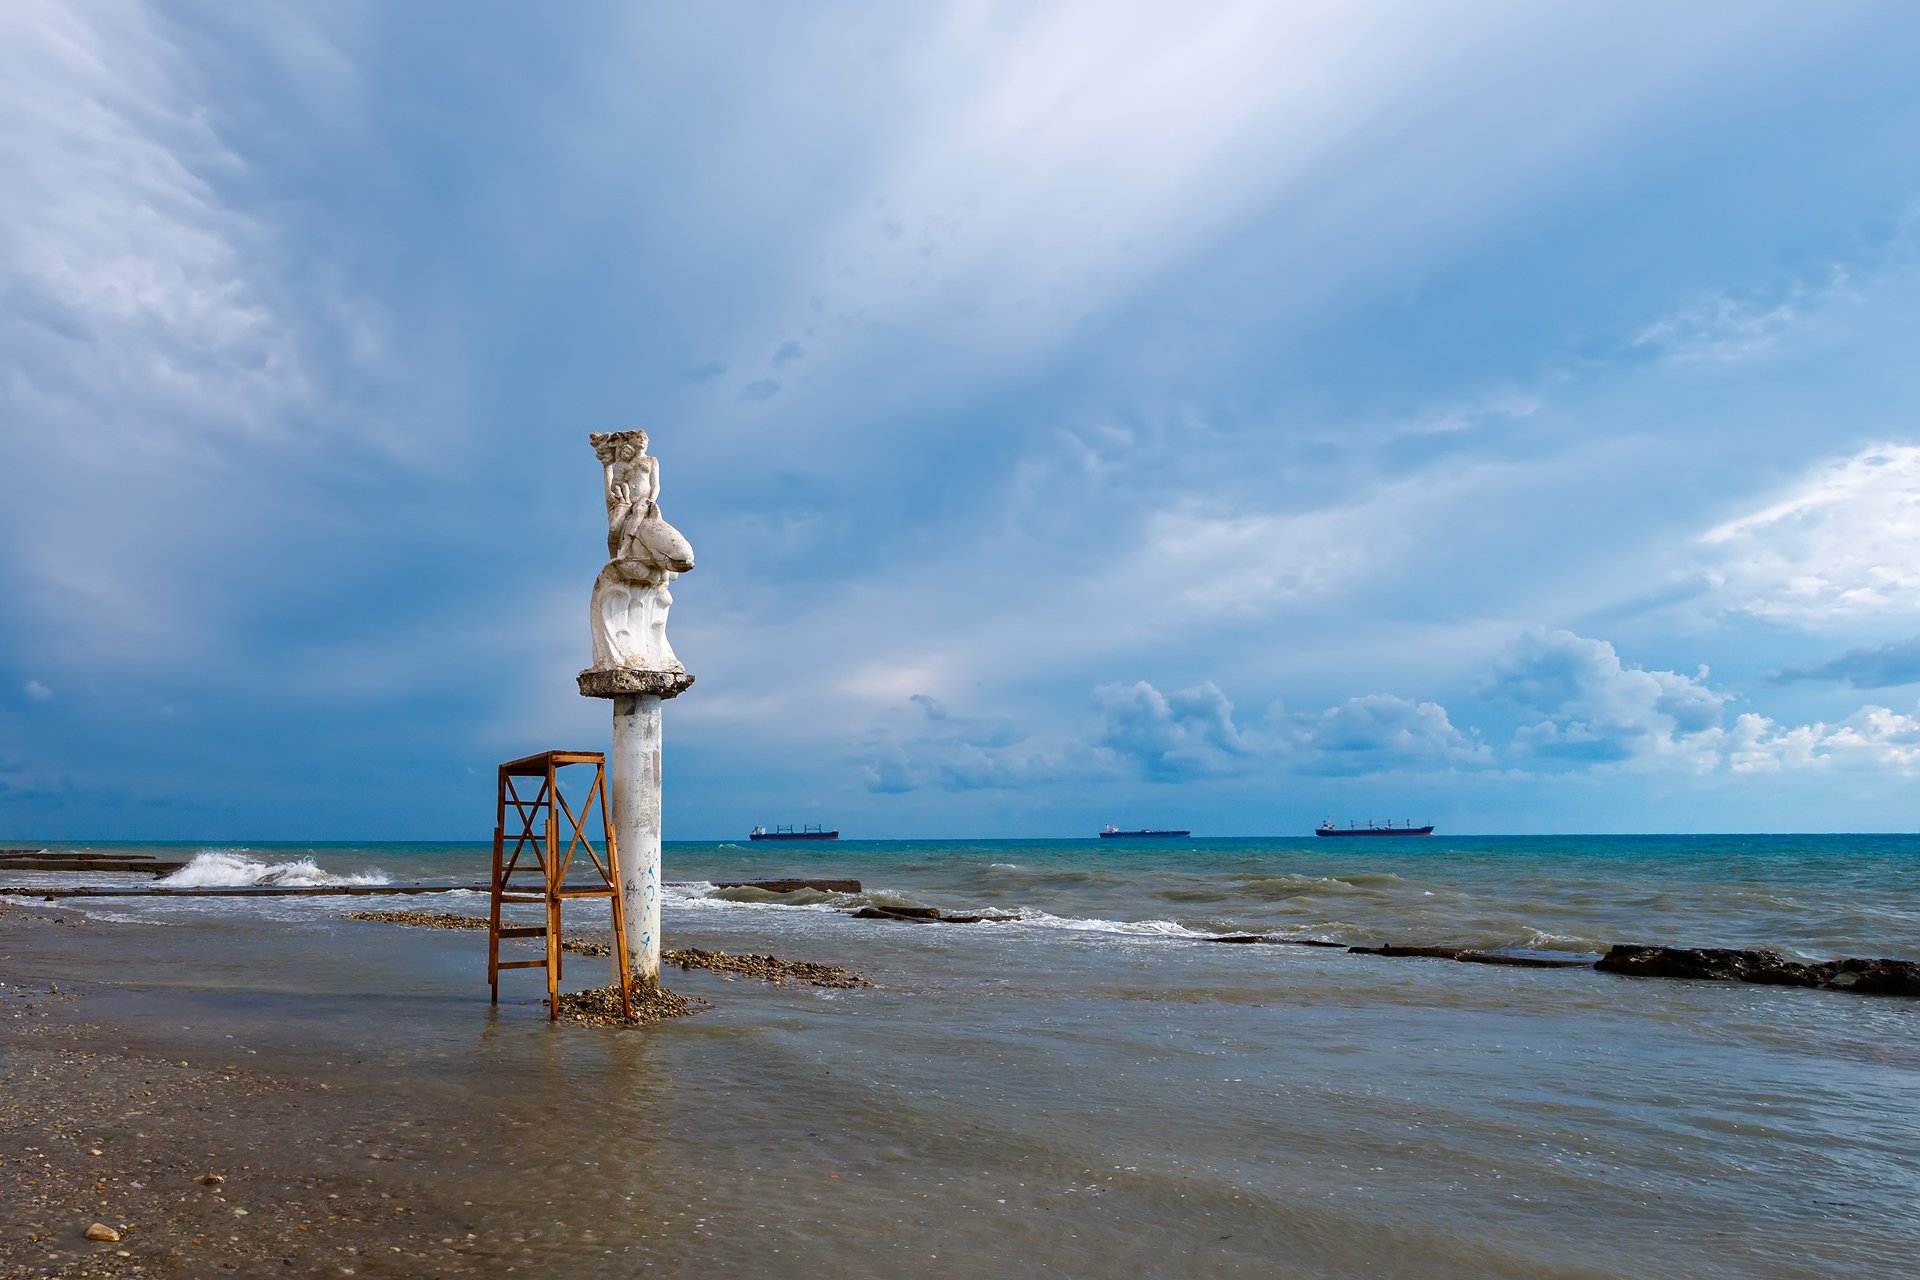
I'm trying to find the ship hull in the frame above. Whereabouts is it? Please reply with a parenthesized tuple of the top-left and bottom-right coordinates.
(1315, 826, 1433, 838)
(748, 831, 838, 841)
(1098, 829, 1191, 838)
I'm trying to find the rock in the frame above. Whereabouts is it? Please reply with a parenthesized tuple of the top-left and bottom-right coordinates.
(849, 905, 940, 921)
(1204, 934, 1277, 945)
(200, 1172, 225, 1185)
(85, 1223, 120, 1242)
(1349, 944, 1467, 960)
(715, 878, 862, 894)
(1457, 950, 1596, 969)
(1817, 956, 1920, 997)
(1595, 945, 1920, 997)
(1594, 945, 1818, 986)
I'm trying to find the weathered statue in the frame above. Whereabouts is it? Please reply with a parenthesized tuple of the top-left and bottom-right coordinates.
(587, 430, 694, 672)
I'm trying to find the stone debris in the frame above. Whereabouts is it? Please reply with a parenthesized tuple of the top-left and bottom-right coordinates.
(565, 939, 874, 989)
(84, 1223, 120, 1242)
(666, 947, 873, 989)
(551, 984, 708, 1027)
(342, 911, 875, 988)
(341, 910, 485, 930)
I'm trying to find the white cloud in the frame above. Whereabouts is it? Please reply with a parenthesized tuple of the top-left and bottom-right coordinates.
(700, 0, 1808, 429)
(1728, 705, 1920, 773)
(0, 2, 308, 451)
(856, 678, 1489, 792)
(0, 3, 393, 672)
(1485, 627, 1920, 778)
(1092, 680, 1253, 780)
(23, 680, 54, 704)
(1282, 694, 1490, 775)
(1488, 628, 1729, 769)
(1632, 280, 1823, 364)
(1701, 443, 1920, 624)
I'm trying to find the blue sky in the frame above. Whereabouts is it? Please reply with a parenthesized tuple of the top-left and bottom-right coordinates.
(5, 1, 1920, 839)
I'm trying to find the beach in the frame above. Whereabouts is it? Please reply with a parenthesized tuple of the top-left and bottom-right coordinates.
(4, 835, 1919, 1278)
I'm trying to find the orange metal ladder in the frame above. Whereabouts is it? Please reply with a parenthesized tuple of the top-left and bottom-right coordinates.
(488, 750, 632, 1020)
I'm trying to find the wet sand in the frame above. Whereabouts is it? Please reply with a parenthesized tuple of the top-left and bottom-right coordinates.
(1, 905, 882, 1278)
(4, 906, 547, 1276)
(9, 844, 1918, 1280)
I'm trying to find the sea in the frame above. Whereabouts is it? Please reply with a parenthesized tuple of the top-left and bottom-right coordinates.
(6, 833, 1918, 1278)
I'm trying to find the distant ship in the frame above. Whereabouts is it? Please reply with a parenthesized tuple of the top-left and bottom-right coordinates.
(1316, 820, 1433, 838)
(749, 825, 839, 841)
(1099, 825, 1191, 839)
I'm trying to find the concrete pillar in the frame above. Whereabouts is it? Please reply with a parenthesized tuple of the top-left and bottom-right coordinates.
(608, 693, 663, 991)
(578, 667, 693, 995)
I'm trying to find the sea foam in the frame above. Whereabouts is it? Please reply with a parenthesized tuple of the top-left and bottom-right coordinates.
(157, 850, 391, 889)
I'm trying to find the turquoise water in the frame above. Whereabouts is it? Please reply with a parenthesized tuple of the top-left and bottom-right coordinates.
(8, 834, 1919, 1277)
(24, 832, 1915, 957)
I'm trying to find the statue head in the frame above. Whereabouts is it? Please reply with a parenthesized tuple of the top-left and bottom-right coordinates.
(590, 430, 649, 464)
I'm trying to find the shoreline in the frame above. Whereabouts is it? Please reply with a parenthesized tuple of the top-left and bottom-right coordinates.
(3, 910, 513, 1276)
(7, 867, 1919, 1279)
(2, 905, 881, 1277)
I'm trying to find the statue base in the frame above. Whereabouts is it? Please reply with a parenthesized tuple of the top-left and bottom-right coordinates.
(577, 667, 696, 700)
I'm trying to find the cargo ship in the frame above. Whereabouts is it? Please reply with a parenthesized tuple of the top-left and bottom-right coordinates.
(749, 825, 839, 841)
(1099, 826, 1191, 838)
(1316, 820, 1433, 837)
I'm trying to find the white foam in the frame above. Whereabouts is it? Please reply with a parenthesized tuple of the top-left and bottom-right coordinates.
(998, 909, 1211, 941)
(662, 882, 845, 915)
(157, 850, 391, 889)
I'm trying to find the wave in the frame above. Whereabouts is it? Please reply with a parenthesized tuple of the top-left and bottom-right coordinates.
(156, 850, 391, 889)
(1005, 910, 1213, 940)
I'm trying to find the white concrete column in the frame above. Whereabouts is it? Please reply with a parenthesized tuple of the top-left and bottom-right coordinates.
(608, 692, 663, 992)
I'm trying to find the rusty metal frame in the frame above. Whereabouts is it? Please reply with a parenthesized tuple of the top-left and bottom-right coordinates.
(488, 750, 632, 1020)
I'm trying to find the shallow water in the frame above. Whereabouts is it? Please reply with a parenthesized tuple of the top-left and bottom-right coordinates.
(7, 834, 1919, 1277)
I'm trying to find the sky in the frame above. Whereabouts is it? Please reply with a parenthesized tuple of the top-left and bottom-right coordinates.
(5, 1, 1920, 840)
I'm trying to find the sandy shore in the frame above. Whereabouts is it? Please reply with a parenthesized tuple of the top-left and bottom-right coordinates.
(1, 902, 877, 1278)
(3, 907, 524, 1276)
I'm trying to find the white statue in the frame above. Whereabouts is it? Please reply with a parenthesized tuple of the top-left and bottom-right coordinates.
(588, 430, 694, 672)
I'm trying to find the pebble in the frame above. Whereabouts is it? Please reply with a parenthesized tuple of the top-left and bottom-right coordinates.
(85, 1223, 120, 1242)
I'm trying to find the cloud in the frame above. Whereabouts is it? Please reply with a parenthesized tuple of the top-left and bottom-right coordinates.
(1772, 637, 1920, 689)
(909, 693, 947, 720)
(23, 680, 54, 704)
(1283, 694, 1490, 775)
(862, 744, 914, 794)
(859, 679, 1488, 793)
(1091, 680, 1252, 780)
(1701, 444, 1920, 624)
(1632, 278, 1825, 364)
(1488, 628, 1728, 767)
(0, 2, 394, 671)
(1727, 705, 1920, 774)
